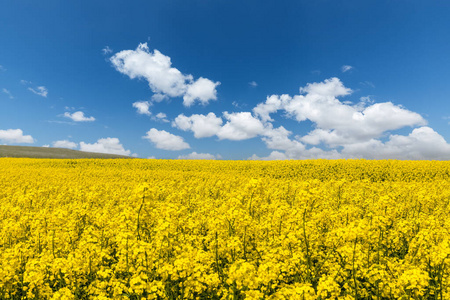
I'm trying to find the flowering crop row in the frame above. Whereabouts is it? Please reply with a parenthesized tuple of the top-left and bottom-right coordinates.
(1, 158, 450, 299)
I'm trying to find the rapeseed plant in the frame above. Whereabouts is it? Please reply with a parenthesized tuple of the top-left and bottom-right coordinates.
(0, 158, 449, 299)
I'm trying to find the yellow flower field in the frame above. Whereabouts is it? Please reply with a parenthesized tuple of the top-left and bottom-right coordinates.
(1, 158, 450, 299)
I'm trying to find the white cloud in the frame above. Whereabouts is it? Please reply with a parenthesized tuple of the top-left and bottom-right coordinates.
(183, 77, 220, 106)
(248, 77, 450, 160)
(143, 128, 190, 150)
(297, 101, 426, 146)
(64, 111, 96, 122)
(299, 77, 352, 98)
(42, 144, 50, 147)
(341, 65, 353, 73)
(133, 75, 449, 160)
(355, 96, 374, 110)
(102, 46, 113, 55)
(52, 140, 77, 149)
(28, 86, 48, 97)
(261, 126, 304, 153)
(110, 43, 220, 106)
(254, 78, 425, 147)
(249, 81, 258, 87)
(151, 93, 169, 102)
(178, 152, 221, 160)
(173, 112, 223, 138)
(256, 126, 341, 160)
(0, 129, 34, 144)
(250, 147, 342, 160)
(341, 127, 450, 160)
(253, 94, 291, 122)
(173, 111, 269, 141)
(132, 101, 152, 116)
(79, 137, 131, 156)
(217, 112, 266, 141)
(0, 65, 5, 71)
(155, 112, 169, 122)
(249, 151, 288, 161)
(2, 88, 13, 99)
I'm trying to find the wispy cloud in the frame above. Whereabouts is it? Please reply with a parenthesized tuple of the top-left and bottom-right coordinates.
(46, 120, 77, 125)
(0, 65, 6, 71)
(2, 88, 13, 99)
(28, 86, 48, 97)
(359, 81, 375, 88)
(155, 112, 169, 123)
(249, 81, 258, 87)
(102, 46, 113, 55)
(341, 65, 353, 73)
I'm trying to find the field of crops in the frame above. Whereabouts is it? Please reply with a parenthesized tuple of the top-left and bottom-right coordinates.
(1, 158, 450, 299)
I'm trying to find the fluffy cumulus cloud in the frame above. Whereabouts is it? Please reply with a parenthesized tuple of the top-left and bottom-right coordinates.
(132, 101, 152, 116)
(164, 77, 450, 160)
(341, 127, 450, 160)
(64, 111, 96, 122)
(0, 129, 34, 144)
(143, 128, 190, 150)
(217, 112, 266, 141)
(172, 111, 268, 141)
(253, 94, 291, 122)
(172, 113, 223, 138)
(248, 77, 450, 160)
(52, 140, 77, 149)
(253, 78, 425, 144)
(178, 152, 221, 160)
(28, 86, 48, 97)
(111, 43, 220, 106)
(183, 77, 220, 106)
(79, 138, 131, 156)
(251, 126, 341, 160)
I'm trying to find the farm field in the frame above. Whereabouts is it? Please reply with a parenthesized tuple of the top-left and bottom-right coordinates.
(0, 146, 131, 159)
(1, 158, 450, 300)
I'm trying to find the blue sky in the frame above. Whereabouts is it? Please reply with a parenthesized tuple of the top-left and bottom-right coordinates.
(1, 0, 450, 159)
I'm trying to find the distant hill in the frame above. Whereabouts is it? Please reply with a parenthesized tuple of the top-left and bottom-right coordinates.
(0, 145, 132, 159)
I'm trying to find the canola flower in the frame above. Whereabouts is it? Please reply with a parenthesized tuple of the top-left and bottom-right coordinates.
(0, 158, 450, 299)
